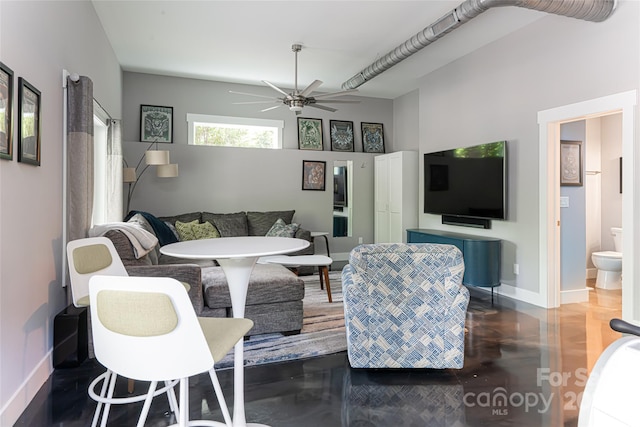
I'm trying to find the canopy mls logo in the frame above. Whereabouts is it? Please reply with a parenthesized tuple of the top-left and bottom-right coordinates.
(463, 387, 553, 415)
(463, 367, 590, 416)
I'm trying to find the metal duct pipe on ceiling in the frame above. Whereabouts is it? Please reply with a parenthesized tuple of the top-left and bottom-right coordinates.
(341, 0, 617, 90)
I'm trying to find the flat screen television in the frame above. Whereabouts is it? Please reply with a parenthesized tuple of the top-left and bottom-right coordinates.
(424, 140, 507, 220)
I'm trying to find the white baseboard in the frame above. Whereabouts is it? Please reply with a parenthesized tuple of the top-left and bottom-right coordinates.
(0, 351, 53, 426)
(561, 287, 591, 304)
(484, 283, 548, 308)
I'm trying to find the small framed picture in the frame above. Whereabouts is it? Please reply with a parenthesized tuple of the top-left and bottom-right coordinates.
(18, 78, 41, 166)
(140, 105, 173, 143)
(0, 61, 13, 160)
(362, 122, 385, 153)
(302, 160, 326, 191)
(560, 140, 582, 186)
(330, 120, 354, 152)
(297, 117, 323, 151)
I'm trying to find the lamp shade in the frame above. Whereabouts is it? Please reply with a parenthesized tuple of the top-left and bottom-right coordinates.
(156, 163, 178, 178)
(145, 150, 170, 165)
(123, 167, 137, 183)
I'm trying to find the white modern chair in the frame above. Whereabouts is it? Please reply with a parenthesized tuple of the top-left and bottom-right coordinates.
(67, 236, 178, 426)
(578, 318, 640, 427)
(67, 236, 128, 308)
(89, 274, 254, 427)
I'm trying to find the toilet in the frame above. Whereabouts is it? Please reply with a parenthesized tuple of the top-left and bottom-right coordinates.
(591, 227, 623, 290)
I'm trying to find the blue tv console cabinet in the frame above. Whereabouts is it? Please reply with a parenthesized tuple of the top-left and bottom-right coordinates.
(407, 229, 501, 288)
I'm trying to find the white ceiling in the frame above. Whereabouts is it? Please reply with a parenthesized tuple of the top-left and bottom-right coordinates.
(91, 1, 546, 99)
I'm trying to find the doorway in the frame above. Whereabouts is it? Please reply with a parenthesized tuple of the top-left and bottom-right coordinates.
(537, 90, 637, 323)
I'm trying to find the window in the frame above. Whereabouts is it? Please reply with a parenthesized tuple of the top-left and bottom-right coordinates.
(187, 113, 284, 149)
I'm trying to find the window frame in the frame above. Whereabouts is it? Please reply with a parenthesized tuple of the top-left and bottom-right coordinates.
(186, 113, 284, 149)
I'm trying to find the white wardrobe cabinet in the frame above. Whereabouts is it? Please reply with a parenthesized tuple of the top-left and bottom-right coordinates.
(374, 151, 418, 243)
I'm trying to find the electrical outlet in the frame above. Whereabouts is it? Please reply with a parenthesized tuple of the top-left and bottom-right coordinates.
(358, 237, 363, 244)
(514, 264, 520, 275)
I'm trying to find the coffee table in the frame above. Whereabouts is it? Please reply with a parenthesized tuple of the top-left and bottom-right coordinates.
(258, 255, 334, 303)
(160, 236, 310, 427)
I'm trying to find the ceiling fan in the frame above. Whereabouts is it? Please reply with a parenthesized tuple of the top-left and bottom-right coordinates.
(230, 44, 359, 115)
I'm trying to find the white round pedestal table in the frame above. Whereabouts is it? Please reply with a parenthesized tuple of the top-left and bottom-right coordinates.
(160, 236, 310, 427)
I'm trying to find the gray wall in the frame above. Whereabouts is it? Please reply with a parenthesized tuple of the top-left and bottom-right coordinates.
(0, 1, 122, 424)
(416, 2, 639, 296)
(560, 121, 587, 292)
(122, 72, 393, 258)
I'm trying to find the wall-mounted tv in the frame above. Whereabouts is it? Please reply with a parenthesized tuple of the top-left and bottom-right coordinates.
(424, 140, 507, 221)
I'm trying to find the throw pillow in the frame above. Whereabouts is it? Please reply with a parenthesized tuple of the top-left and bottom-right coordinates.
(266, 218, 299, 238)
(175, 220, 221, 241)
(201, 212, 249, 237)
(247, 210, 295, 236)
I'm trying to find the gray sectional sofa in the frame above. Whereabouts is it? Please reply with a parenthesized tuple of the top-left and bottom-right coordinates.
(103, 210, 314, 336)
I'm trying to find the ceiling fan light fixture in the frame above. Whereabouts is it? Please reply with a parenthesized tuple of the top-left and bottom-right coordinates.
(289, 99, 304, 111)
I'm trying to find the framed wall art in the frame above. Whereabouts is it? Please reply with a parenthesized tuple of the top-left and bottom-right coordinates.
(297, 117, 323, 151)
(361, 122, 385, 153)
(18, 77, 41, 166)
(302, 160, 326, 191)
(0, 61, 13, 160)
(330, 120, 354, 152)
(560, 140, 582, 186)
(140, 104, 173, 143)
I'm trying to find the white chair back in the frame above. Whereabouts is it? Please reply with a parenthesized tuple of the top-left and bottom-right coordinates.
(67, 237, 128, 307)
(89, 275, 215, 382)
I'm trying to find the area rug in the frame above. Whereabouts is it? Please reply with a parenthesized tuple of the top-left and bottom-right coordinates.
(217, 270, 346, 369)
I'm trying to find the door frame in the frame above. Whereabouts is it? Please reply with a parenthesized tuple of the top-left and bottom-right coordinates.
(537, 90, 637, 321)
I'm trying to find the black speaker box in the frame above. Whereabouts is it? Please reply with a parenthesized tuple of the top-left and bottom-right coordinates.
(53, 305, 88, 368)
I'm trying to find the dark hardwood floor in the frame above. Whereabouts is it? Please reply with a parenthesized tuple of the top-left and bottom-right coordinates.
(15, 282, 622, 426)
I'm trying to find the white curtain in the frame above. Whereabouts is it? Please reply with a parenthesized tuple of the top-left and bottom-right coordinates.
(66, 76, 94, 243)
(105, 119, 123, 221)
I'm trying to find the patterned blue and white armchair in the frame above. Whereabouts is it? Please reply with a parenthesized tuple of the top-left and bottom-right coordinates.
(342, 243, 469, 369)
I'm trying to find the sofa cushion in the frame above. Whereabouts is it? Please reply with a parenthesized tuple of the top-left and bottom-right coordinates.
(266, 218, 299, 238)
(202, 264, 304, 308)
(175, 219, 220, 241)
(158, 212, 202, 227)
(202, 212, 248, 237)
(247, 210, 295, 236)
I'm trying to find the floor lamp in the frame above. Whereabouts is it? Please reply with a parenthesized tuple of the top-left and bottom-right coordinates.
(123, 141, 178, 215)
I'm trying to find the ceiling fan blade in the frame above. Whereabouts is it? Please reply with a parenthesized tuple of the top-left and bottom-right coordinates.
(261, 105, 282, 112)
(262, 80, 292, 99)
(314, 100, 360, 104)
(228, 90, 275, 100)
(233, 100, 281, 105)
(313, 89, 359, 100)
(307, 104, 338, 113)
(299, 80, 323, 97)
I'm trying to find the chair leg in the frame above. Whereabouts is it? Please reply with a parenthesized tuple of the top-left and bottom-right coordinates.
(136, 381, 158, 427)
(91, 370, 112, 427)
(208, 368, 234, 426)
(321, 266, 332, 303)
(100, 371, 118, 427)
(179, 377, 189, 427)
(165, 380, 179, 417)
